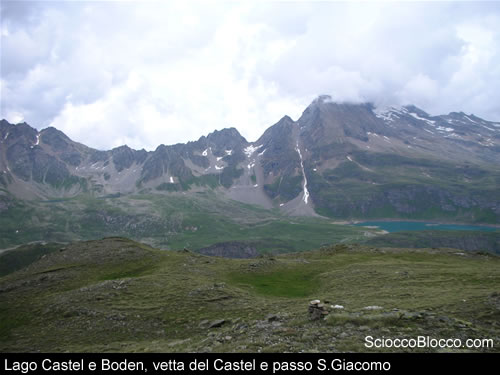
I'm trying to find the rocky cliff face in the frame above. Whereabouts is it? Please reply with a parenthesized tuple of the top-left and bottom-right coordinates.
(1, 96, 499, 222)
(0, 121, 88, 196)
(0, 120, 249, 198)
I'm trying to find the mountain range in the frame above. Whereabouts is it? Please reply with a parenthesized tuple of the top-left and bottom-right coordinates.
(2, 95, 500, 349)
(2, 95, 499, 223)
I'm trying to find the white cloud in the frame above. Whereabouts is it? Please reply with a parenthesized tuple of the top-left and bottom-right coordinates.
(398, 73, 439, 109)
(1, 1, 499, 150)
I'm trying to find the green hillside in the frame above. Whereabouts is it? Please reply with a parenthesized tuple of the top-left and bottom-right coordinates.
(0, 191, 374, 252)
(1, 238, 498, 353)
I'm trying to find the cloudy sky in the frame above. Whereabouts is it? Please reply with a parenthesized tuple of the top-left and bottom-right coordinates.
(1, 1, 499, 151)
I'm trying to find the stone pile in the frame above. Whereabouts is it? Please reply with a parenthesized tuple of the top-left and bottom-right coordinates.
(308, 299, 329, 320)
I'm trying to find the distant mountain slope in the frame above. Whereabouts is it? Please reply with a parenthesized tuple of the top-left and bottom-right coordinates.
(1, 96, 499, 223)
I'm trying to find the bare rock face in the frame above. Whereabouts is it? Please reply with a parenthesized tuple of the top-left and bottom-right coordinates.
(1, 122, 82, 189)
(111, 145, 148, 173)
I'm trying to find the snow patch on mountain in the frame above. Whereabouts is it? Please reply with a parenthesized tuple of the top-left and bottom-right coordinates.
(244, 144, 263, 158)
(464, 115, 477, 123)
(295, 142, 309, 205)
(373, 107, 400, 123)
(408, 112, 436, 126)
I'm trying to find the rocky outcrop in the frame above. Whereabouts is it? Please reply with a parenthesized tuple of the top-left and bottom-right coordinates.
(308, 299, 329, 320)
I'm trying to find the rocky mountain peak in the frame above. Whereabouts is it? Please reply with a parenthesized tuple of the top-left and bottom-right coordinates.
(0, 120, 38, 147)
(312, 94, 333, 104)
(205, 127, 247, 146)
(0, 119, 11, 129)
(305, 95, 375, 112)
(299, 99, 386, 146)
(111, 145, 132, 152)
(256, 114, 297, 147)
(279, 115, 295, 124)
(40, 126, 72, 151)
(301, 95, 331, 117)
(111, 145, 148, 172)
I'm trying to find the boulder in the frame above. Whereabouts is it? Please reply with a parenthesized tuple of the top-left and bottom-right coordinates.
(208, 319, 226, 328)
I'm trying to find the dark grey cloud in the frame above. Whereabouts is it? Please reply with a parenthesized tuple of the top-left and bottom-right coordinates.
(1, 1, 499, 150)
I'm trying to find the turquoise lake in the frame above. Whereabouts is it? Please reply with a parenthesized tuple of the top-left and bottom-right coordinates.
(353, 221, 498, 233)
